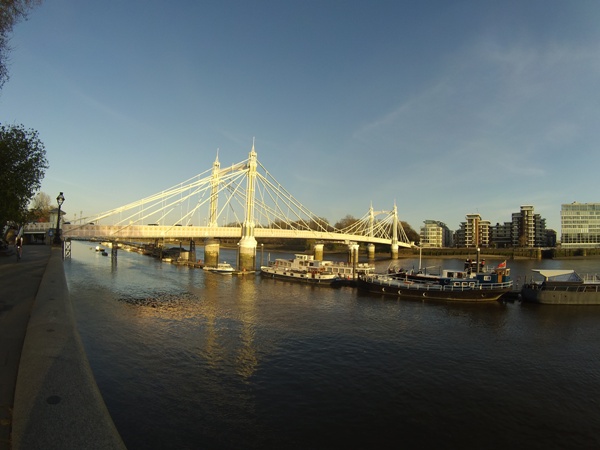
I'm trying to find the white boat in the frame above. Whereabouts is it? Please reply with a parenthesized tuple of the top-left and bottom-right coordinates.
(203, 262, 235, 274)
(261, 254, 339, 285)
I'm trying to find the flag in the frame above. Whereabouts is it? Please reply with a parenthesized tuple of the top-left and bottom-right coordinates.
(497, 260, 506, 269)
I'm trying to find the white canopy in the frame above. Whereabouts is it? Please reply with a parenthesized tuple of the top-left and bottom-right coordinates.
(531, 269, 579, 281)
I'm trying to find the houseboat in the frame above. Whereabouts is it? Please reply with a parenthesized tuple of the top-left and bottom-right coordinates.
(521, 269, 600, 305)
(357, 263, 513, 302)
(260, 254, 339, 285)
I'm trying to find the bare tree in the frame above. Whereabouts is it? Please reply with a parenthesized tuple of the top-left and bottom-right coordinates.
(28, 191, 51, 222)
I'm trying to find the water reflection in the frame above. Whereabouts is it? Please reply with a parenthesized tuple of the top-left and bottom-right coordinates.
(65, 242, 600, 450)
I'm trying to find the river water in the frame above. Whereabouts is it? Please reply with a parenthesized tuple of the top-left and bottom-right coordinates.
(64, 240, 600, 449)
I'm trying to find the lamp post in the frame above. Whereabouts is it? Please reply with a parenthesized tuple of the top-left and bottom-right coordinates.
(53, 192, 65, 245)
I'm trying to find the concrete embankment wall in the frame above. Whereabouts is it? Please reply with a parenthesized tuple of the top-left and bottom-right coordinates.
(12, 248, 126, 450)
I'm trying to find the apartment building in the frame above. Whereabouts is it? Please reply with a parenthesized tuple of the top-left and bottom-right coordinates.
(420, 220, 453, 247)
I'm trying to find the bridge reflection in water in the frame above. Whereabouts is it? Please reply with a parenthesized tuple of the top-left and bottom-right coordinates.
(66, 240, 600, 450)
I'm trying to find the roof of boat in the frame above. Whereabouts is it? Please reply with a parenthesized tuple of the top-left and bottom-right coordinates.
(531, 269, 582, 281)
(531, 269, 574, 277)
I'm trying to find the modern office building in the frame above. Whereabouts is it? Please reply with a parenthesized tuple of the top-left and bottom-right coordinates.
(561, 202, 600, 248)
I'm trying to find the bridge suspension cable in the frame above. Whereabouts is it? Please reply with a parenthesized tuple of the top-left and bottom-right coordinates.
(69, 146, 412, 247)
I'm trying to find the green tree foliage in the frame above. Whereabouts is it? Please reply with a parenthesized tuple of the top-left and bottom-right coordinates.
(334, 214, 357, 229)
(401, 221, 420, 244)
(0, 0, 42, 89)
(0, 123, 48, 225)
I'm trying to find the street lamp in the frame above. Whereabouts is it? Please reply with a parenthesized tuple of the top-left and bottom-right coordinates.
(53, 192, 65, 245)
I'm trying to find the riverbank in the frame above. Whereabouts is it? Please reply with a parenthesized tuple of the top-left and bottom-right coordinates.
(0, 244, 125, 450)
(397, 247, 600, 260)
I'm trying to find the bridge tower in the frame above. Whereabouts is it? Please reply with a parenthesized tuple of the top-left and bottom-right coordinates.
(390, 203, 399, 259)
(367, 205, 376, 259)
(238, 142, 258, 271)
(204, 153, 221, 268)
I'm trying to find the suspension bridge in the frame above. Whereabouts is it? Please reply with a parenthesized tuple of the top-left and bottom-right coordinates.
(50, 144, 413, 269)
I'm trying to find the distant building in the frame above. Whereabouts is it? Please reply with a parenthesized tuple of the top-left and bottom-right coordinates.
(457, 206, 551, 248)
(488, 205, 549, 248)
(490, 222, 512, 248)
(420, 220, 453, 247)
(510, 205, 548, 247)
(456, 214, 490, 248)
(545, 229, 557, 247)
(561, 202, 600, 248)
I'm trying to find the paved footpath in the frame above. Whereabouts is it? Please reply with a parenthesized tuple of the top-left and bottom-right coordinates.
(0, 245, 125, 450)
(0, 245, 51, 450)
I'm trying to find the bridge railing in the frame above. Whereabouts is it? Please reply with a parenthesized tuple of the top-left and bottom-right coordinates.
(61, 224, 412, 247)
(23, 222, 53, 233)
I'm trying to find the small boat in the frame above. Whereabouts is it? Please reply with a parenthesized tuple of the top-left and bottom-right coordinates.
(521, 269, 600, 305)
(203, 262, 235, 274)
(357, 262, 513, 302)
(261, 254, 339, 285)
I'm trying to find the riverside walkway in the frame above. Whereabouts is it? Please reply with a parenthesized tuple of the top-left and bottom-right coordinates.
(0, 245, 125, 450)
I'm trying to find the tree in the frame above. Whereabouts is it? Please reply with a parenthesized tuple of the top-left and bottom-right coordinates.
(401, 221, 420, 244)
(334, 215, 358, 229)
(28, 191, 51, 222)
(0, 0, 42, 89)
(0, 124, 48, 226)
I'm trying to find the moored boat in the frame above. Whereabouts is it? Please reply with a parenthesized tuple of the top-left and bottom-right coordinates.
(357, 263, 513, 302)
(261, 254, 339, 285)
(321, 260, 375, 279)
(203, 262, 235, 274)
(521, 269, 600, 305)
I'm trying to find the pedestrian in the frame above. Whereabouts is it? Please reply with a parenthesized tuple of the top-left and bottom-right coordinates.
(15, 235, 23, 261)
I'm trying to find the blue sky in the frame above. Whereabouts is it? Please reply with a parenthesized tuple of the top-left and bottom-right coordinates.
(2, 0, 599, 233)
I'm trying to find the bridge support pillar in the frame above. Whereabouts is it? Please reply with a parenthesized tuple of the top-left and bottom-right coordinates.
(367, 243, 375, 260)
(189, 240, 196, 263)
(238, 236, 257, 272)
(314, 243, 324, 261)
(390, 243, 399, 260)
(204, 238, 220, 268)
(111, 241, 118, 261)
(348, 243, 359, 265)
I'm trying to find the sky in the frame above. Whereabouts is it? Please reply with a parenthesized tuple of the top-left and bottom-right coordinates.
(2, 0, 600, 233)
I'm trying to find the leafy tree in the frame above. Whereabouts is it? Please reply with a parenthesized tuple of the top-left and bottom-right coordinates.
(0, 0, 42, 89)
(0, 123, 48, 226)
(401, 221, 420, 244)
(334, 214, 358, 229)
